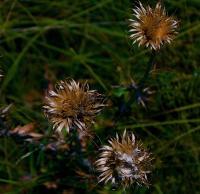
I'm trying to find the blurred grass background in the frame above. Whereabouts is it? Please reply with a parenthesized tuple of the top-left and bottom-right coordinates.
(0, 0, 200, 193)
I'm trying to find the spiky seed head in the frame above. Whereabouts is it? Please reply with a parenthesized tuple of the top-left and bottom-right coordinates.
(129, 2, 178, 50)
(43, 79, 105, 134)
(96, 130, 152, 188)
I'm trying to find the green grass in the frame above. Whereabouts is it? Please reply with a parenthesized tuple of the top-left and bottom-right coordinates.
(0, 0, 200, 193)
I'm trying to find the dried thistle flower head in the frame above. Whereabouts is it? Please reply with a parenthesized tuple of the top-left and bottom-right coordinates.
(129, 2, 178, 50)
(96, 130, 152, 188)
(43, 79, 105, 134)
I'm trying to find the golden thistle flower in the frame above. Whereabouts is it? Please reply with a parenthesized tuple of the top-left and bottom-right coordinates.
(43, 79, 105, 134)
(96, 130, 152, 188)
(129, 2, 178, 50)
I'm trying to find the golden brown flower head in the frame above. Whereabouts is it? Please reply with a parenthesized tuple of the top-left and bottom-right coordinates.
(43, 79, 105, 134)
(129, 2, 178, 50)
(96, 130, 152, 188)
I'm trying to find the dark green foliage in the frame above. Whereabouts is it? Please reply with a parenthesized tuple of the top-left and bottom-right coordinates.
(0, 0, 199, 193)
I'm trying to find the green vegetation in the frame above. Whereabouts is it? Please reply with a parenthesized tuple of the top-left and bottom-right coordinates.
(0, 0, 199, 193)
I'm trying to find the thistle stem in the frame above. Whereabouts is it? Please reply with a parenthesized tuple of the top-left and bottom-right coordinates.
(139, 50, 156, 89)
(122, 189, 127, 194)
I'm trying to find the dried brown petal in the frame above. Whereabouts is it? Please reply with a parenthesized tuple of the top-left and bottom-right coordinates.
(12, 123, 43, 140)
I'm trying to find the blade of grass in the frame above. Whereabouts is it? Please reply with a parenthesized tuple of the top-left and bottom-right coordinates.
(156, 125, 200, 154)
(0, 33, 41, 92)
(117, 118, 200, 129)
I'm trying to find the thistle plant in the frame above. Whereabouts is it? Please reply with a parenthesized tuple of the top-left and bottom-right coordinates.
(125, 1, 179, 108)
